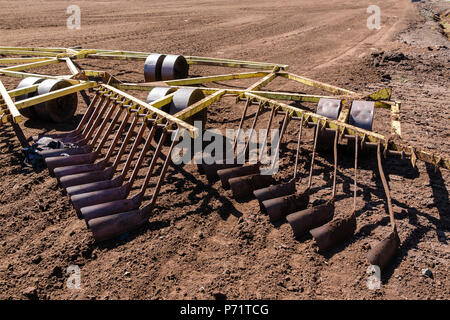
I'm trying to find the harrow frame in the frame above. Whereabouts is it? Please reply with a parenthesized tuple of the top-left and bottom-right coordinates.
(0, 45, 449, 245)
(0, 46, 447, 170)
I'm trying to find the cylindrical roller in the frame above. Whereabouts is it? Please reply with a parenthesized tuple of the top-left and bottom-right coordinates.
(253, 180, 296, 204)
(170, 87, 206, 125)
(217, 163, 260, 189)
(146, 87, 176, 113)
(161, 54, 189, 81)
(35, 79, 78, 122)
(229, 174, 274, 199)
(286, 201, 334, 239)
(263, 192, 309, 223)
(144, 54, 166, 82)
(15, 77, 45, 119)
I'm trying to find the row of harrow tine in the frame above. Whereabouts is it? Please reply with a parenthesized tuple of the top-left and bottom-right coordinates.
(35, 87, 181, 242)
(203, 97, 400, 270)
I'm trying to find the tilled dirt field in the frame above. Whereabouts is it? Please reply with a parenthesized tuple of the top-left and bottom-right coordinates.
(0, 0, 449, 300)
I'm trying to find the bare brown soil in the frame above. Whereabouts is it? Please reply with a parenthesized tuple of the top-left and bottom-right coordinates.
(0, 0, 448, 300)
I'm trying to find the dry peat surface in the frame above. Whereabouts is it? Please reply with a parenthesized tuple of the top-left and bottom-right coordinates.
(0, 0, 449, 300)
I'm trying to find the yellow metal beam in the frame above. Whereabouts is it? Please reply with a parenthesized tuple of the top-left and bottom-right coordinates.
(14, 82, 96, 110)
(3, 58, 60, 72)
(0, 57, 53, 64)
(337, 103, 350, 123)
(0, 80, 22, 123)
(7, 84, 39, 98)
(0, 69, 76, 82)
(245, 72, 277, 92)
(64, 58, 79, 75)
(164, 71, 270, 86)
(172, 90, 226, 122)
(0, 50, 60, 57)
(0, 46, 68, 53)
(281, 72, 355, 96)
(115, 82, 339, 103)
(391, 101, 402, 137)
(368, 88, 392, 101)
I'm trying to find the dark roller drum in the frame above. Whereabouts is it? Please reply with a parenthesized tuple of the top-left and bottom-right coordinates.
(15, 77, 45, 119)
(35, 79, 78, 122)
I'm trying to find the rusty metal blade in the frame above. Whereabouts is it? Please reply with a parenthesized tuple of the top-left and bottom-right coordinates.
(286, 201, 334, 238)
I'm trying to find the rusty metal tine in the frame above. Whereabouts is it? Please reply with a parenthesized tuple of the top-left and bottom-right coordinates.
(81, 95, 107, 137)
(308, 123, 320, 189)
(331, 127, 338, 200)
(74, 93, 100, 135)
(125, 123, 158, 193)
(101, 110, 131, 164)
(377, 143, 397, 234)
(233, 98, 251, 152)
(118, 119, 148, 179)
(93, 103, 124, 154)
(241, 100, 263, 158)
(353, 134, 358, 213)
(260, 104, 276, 158)
(270, 111, 290, 171)
(143, 129, 180, 216)
(135, 129, 168, 203)
(83, 97, 112, 142)
(109, 115, 140, 175)
(293, 114, 305, 181)
(86, 99, 117, 149)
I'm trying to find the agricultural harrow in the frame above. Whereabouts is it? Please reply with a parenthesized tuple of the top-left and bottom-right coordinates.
(0, 46, 448, 270)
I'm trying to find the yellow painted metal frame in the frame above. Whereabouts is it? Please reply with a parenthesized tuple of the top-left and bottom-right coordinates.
(0, 46, 448, 170)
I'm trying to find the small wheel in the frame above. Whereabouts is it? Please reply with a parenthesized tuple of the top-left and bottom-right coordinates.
(315, 98, 342, 151)
(15, 77, 45, 119)
(35, 79, 78, 123)
(161, 55, 189, 81)
(144, 54, 166, 82)
(316, 98, 341, 120)
(349, 101, 375, 131)
(170, 88, 206, 125)
(146, 87, 176, 113)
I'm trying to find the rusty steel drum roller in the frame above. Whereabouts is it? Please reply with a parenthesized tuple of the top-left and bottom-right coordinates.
(170, 87, 206, 125)
(161, 54, 189, 81)
(15, 77, 46, 119)
(146, 86, 177, 113)
(144, 54, 166, 82)
(34, 79, 78, 122)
